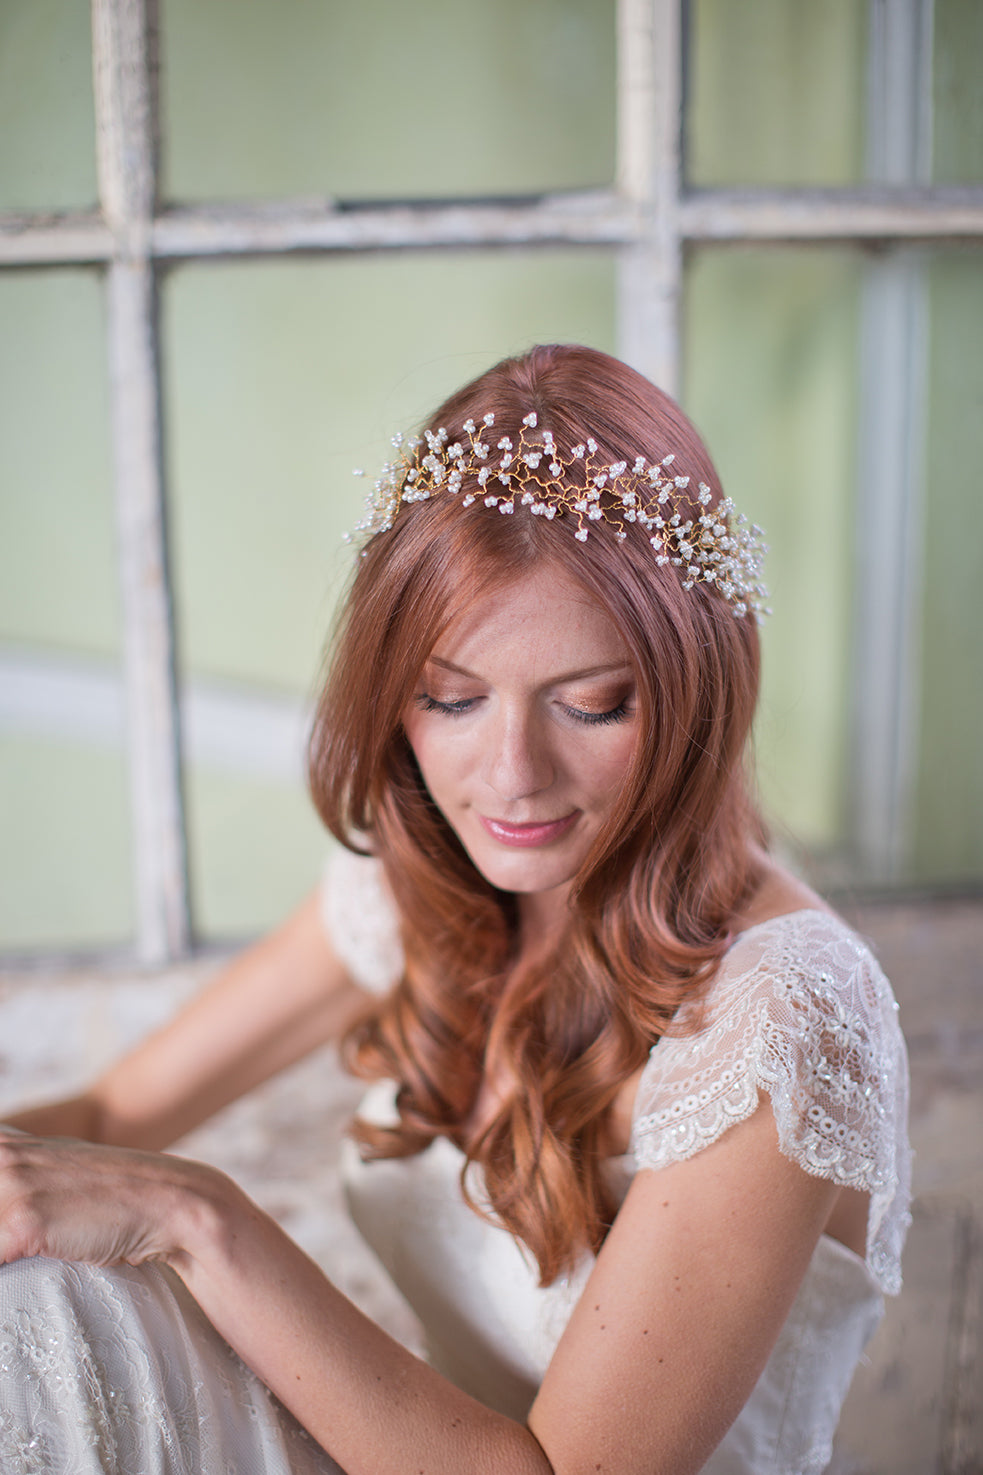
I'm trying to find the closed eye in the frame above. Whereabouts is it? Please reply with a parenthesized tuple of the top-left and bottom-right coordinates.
(563, 699, 631, 726)
(414, 693, 477, 716)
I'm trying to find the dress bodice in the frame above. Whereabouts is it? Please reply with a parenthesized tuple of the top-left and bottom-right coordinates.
(323, 848, 911, 1475)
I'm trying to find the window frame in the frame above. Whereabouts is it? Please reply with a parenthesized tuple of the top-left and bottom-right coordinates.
(1, 0, 980, 962)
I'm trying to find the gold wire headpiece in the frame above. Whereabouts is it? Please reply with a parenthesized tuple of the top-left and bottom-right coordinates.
(352, 411, 769, 621)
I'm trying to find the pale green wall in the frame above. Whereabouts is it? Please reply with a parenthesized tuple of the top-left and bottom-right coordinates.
(933, 0, 983, 183)
(157, 0, 618, 939)
(182, 766, 328, 942)
(685, 250, 862, 855)
(165, 249, 615, 938)
(683, 1, 865, 860)
(685, 0, 983, 883)
(164, 251, 616, 693)
(686, 0, 866, 186)
(2, 1, 980, 953)
(0, 272, 118, 658)
(0, 0, 97, 211)
(161, 0, 616, 203)
(1, 0, 617, 950)
(912, 248, 983, 883)
(0, 737, 133, 950)
(0, 270, 130, 951)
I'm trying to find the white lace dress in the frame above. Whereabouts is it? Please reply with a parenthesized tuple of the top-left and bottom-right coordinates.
(0, 1257, 342, 1474)
(325, 851, 911, 1475)
(0, 851, 910, 1475)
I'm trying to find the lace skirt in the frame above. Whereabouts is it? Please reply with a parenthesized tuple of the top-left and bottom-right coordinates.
(0, 1256, 345, 1474)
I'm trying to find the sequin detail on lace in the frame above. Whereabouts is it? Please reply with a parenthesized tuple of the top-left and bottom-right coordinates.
(0, 1258, 343, 1474)
(630, 910, 911, 1294)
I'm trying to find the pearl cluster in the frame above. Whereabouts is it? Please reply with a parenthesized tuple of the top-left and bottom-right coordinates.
(352, 411, 769, 620)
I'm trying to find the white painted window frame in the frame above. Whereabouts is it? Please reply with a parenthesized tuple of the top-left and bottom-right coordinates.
(1, 0, 980, 962)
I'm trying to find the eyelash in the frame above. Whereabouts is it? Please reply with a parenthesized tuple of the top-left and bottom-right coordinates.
(413, 694, 631, 726)
(569, 699, 630, 726)
(414, 695, 474, 716)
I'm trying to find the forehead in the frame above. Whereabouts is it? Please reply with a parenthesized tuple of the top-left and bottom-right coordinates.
(428, 561, 629, 680)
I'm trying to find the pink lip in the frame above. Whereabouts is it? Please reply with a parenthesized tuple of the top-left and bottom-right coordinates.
(479, 813, 579, 848)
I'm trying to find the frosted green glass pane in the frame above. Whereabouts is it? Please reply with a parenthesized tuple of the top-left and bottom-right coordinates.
(161, 0, 614, 203)
(163, 249, 615, 694)
(0, 736, 133, 950)
(910, 250, 983, 883)
(183, 767, 329, 941)
(0, 271, 118, 658)
(686, 0, 866, 186)
(684, 248, 863, 858)
(932, 0, 983, 184)
(0, 1, 98, 211)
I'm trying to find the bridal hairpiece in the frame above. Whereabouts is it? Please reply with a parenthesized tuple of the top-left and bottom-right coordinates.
(352, 411, 769, 620)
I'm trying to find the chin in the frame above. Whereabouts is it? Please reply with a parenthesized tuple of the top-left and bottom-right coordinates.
(463, 842, 578, 897)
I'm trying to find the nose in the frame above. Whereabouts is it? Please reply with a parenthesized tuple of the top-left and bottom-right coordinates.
(482, 705, 554, 803)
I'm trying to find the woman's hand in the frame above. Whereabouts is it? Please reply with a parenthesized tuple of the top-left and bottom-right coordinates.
(0, 1126, 222, 1270)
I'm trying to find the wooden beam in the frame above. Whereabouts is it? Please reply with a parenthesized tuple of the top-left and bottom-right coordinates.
(616, 0, 683, 395)
(677, 186, 983, 244)
(0, 213, 112, 266)
(848, 0, 934, 884)
(3, 184, 982, 270)
(150, 191, 634, 258)
(92, 0, 189, 964)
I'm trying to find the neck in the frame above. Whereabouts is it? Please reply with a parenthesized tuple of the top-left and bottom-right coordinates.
(517, 884, 572, 956)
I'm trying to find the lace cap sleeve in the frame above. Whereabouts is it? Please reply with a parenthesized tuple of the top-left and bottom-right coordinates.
(630, 910, 911, 1294)
(320, 845, 404, 996)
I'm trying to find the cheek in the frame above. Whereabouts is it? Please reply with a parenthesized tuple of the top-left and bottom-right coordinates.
(403, 720, 457, 798)
(591, 730, 637, 802)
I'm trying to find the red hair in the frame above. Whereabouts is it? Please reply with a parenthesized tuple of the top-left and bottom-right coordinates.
(309, 345, 765, 1283)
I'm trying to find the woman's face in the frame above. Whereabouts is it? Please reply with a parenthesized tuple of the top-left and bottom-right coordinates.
(402, 560, 637, 921)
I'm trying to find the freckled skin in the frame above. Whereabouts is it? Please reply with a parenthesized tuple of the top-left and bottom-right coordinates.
(403, 565, 638, 929)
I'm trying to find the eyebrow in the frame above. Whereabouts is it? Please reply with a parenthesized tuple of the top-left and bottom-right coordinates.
(427, 656, 633, 684)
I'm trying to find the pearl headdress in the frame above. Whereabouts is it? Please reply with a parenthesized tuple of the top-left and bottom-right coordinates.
(353, 411, 769, 621)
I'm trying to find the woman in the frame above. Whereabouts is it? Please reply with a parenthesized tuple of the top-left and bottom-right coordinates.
(0, 345, 909, 1475)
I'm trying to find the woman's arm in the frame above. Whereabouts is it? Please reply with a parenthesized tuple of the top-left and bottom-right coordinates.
(184, 1098, 839, 1475)
(4, 887, 368, 1149)
(0, 1096, 839, 1475)
(529, 1101, 841, 1474)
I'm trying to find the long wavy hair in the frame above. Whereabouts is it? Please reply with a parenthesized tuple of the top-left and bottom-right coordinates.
(309, 344, 765, 1284)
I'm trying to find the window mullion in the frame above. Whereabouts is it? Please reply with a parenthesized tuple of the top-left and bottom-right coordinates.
(676, 184, 983, 242)
(93, 0, 190, 962)
(849, 0, 935, 882)
(4, 189, 983, 272)
(616, 0, 683, 396)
